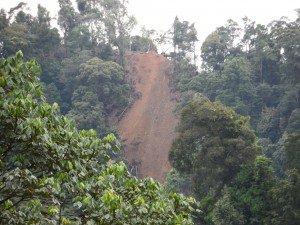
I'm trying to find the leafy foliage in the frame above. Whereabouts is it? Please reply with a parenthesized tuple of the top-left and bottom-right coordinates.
(272, 169, 300, 225)
(2, 3, 300, 224)
(67, 57, 130, 135)
(1, 1, 135, 135)
(0, 52, 195, 224)
(130, 35, 157, 52)
(213, 156, 276, 225)
(173, 12, 300, 180)
(169, 97, 260, 198)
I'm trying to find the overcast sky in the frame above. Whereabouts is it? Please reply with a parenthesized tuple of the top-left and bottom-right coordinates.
(2, 0, 299, 46)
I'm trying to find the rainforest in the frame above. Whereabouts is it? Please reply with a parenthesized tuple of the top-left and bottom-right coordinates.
(0, 1, 300, 224)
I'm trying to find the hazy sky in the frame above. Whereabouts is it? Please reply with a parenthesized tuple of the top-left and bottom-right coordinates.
(2, 0, 299, 45)
(128, 0, 299, 43)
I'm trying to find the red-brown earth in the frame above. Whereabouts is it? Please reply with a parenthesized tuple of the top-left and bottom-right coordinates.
(117, 51, 178, 182)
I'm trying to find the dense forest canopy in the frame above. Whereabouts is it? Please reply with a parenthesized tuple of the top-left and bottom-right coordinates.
(1, 1, 300, 224)
(166, 9, 300, 225)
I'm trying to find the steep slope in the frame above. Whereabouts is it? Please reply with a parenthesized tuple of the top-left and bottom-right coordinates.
(118, 51, 178, 182)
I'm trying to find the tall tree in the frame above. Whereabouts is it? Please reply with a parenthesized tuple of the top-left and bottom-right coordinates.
(270, 10, 300, 84)
(212, 156, 277, 225)
(100, 0, 137, 66)
(201, 20, 241, 72)
(276, 127, 300, 224)
(75, 57, 130, 111)
(169, 97, 260, 198)
(201, 31, 227, 72)
(58, 0, 78, 43)
(173, 16, 198, 62)
(216, 56, 254, 115)
(66, 57, 130, 134)
(75, 0, 136, 66)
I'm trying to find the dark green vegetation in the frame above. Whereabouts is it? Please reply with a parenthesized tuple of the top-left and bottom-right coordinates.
(169, 97, 261, 199)
(1, 1, 300, 224)
(166, 11, 300, 225)
(0, 51, 196, 224)
(0, 0, 140, 136)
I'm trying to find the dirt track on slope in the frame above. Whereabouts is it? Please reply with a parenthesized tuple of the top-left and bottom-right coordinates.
(117, 51, 178, 182)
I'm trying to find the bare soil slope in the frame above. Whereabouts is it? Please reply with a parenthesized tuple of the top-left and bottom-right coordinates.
(118, 51, 177, 182)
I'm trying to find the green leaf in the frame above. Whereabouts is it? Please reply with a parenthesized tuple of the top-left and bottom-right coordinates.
(48, 206, 59, 215)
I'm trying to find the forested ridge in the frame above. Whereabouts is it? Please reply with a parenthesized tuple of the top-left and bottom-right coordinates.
(167, 11, 300, 225)
(0, 1, 300, 224)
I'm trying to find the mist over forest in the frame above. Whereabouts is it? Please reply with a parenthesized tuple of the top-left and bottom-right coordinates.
(0, 1, 300, 224)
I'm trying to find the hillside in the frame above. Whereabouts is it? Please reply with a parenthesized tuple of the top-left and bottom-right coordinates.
(117, 51, 178, 182)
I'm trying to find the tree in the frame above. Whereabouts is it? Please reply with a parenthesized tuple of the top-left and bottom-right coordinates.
(0, 51, 196, 224)
(284, 132, 300, 171)
(169, 97, 260, 198)
(130, 35, 157, 52)
(286, 108, 300, 133)
(172, 16, 198, 62)
(184, 71, 222, 101)
(167, 17, 199, 92)
(272, 169, 300, 225)
(58, 0, 78, 43)
(270, 11, 300, 84)
(30, 5, 62, 88)
(242, 20, 281, 85)
(75, 57, 130, 112)
(216, 56, 254, 115)
(0, 20, 35, 58)
(274, 131, 300, 224)
(201, 20, 241, 72)
(75, 0, 136, 66)
(256, 106, 281, 142)
(101, 0, 137, 66)
(0, 5, 63, 109)
(211, 190, 245, 225)
(164, 169, 192, 196)
(68, 86, 106, 136)
(213, 156, 276, 225)
(211, 131, 300, 225)
(269, 131, 300, 224)
(59, 50, 94, 113)
(200, 31, 227, 72)
(0, 9, 8, 32)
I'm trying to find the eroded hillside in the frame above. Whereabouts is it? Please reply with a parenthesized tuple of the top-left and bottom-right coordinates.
(118, 51, 177, 182)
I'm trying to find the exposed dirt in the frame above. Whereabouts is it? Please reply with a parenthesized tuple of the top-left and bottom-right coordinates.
(117, 51, 178, 182)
